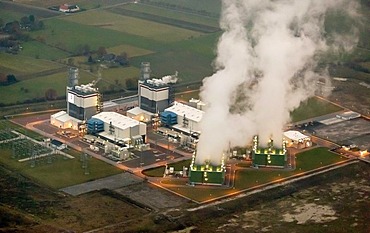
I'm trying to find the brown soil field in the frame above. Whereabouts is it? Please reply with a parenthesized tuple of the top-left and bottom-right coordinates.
(0, 165, 150, 233)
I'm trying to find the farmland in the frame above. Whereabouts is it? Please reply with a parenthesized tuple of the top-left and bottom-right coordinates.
(118, 3, 219, 28)
(2, 1, 212, 105)
(0, 53, 63, 77)
(62, 10, 204, 42)
(0, 1, 219, 105)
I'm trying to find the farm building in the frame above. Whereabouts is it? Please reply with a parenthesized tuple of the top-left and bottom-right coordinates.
(283, 130, 312, 149)
(59, 4, 80, 13)
(89, 112, 146, 147)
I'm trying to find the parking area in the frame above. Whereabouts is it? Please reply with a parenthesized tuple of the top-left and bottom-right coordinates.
(301, 117, 370, 150)
(122, 146, 183, 168)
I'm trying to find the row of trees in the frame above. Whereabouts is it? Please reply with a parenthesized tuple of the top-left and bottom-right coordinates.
(0, 15, 44, 53)
(0, 15, 44, 34)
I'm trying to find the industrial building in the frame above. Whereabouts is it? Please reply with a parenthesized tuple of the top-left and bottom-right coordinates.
(252, 136, 287, 168)
(188, 152, 226, 185)
(161, 101, 203, 135)
(51, 67, 102, 130)
(283, 130, 311, 149)
(87, 111, 146, 148)
(67, 83, 100, 121)
(127, 62, 177, 122)
(103, 95, 138, 112)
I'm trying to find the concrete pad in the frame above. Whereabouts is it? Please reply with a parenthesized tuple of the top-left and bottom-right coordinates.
(60, 173, 142, 196)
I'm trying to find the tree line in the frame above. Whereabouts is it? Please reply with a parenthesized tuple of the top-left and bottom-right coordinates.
(0, 15, 44, 53)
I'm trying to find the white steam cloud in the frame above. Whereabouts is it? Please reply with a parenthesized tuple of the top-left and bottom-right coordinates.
(196, 0, 359, 165)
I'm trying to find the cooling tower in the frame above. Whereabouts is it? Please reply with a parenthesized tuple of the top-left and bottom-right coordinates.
(188, 152, 226, 185)
(252, 136, 287, 168)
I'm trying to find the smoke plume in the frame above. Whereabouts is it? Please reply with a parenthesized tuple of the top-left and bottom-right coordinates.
(196, 0, 359, 165)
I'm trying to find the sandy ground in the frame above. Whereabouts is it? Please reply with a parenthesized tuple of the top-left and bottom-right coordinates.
(213, 164, 370, 233)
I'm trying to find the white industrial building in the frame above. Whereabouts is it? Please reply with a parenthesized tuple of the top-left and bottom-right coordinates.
(50, 111, 82, 130)
(128, 62, 177, 122)
(51, 67, 102, 130)
(126, 107, 154, 123)
(283, 130, 312, 149)
(163, 101, 204, 134)
(91, 111, 146, 146)
(67, 83, 100, 121)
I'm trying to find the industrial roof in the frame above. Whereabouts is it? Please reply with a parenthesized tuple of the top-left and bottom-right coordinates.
(92, 111, 142, 129)
(51, 111, 82, 123)
(283, 130, 309, 141)
(165, 102, 204, 123)
(51, 111, 67, 118)
(336, 111, 361, 120)
(127, 106, 154, 116)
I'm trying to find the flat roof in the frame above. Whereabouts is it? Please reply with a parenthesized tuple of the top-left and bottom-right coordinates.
(336, 111, 361, 119)
(52, 111, 82, 123)
(92, 111, 142, 129)
(165, 102, 204, 123)
(127, 107, 154, 116)
(283, 130, 310, 141)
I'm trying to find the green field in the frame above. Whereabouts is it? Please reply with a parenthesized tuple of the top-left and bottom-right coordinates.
(162, 147, 347, 202)
(0, 148, 122, 189)
(97, 66, 140, 92)
(0, 70, 97, 105)
(0, 122, 122, 189)
(148, 0, 222, 17)
(20, 40, 71, 60)
(0, 8, 26, 22)
(106, 44, 154, 58)
(0, 53, 63, 77)
(61, 10, 204, 42)
(290, 97, 343, 122)
(119, 4, 219, 28)
(29, 18, 164, 54)
(15, 0, 128, 9)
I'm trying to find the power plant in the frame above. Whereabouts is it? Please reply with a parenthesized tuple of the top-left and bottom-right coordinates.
(51, 67, 102, 130)
(252, 136, 287, 168)
(188, 151, 226, 185)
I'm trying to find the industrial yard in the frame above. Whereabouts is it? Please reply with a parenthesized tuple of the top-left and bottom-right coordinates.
(1, 0, 370, 232)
